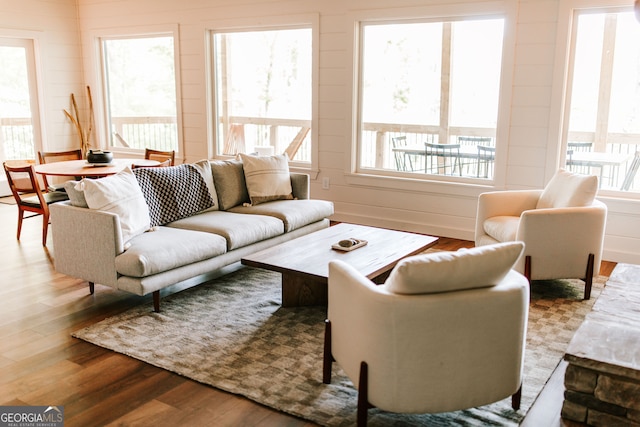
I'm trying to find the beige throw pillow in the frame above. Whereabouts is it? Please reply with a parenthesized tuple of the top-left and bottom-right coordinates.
(210, 159, 250, 210)
(385, 241, 524, 295)
(80, 167, 151, 244)
(536, 169, 598, 209)
(239, 153, 293, 206)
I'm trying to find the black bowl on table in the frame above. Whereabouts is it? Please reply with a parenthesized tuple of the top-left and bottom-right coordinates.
(86, 150, 113, 164)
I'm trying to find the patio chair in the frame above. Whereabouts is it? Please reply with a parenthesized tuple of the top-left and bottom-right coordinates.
(425, 143, 461, 175)
(620, 151, 640, 191)
(477, 145, 495, 178)
(391, 136, 422, 172)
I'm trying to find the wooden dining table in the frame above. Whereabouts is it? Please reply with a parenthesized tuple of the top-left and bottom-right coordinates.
(34, 158, 159, 178)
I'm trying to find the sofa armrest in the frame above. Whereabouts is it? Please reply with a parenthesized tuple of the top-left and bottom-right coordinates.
(50, 202, 122, 288)
(475, 190, 542, 243)
(290, 173, 309, 200)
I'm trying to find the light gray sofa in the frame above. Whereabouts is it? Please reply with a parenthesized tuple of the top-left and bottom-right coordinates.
(50, 158, 333, 311)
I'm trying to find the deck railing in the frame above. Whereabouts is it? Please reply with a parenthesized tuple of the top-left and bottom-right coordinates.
(2, 116, 638, 190)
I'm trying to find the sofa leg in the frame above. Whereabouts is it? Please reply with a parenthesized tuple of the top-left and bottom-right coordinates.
(512, 383, 522, 410)
(89, 282, 95, 294)
(357, 361, 369, 427)
(583, 253, 595, 300)
(153, 291, 160, 312)
(524, 256, 532, 283)
(323, 319, 333, 384)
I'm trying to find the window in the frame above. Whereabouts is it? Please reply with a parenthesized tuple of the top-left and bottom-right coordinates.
(562, 9, 640, 193)
(101, 33, 180, 154)
(0, 37, 41, 162)
(357, 18, 505, 180)
(211, 27, 313, 164)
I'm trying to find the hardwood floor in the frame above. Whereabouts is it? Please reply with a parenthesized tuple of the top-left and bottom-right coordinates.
(0, 201, 615, 426)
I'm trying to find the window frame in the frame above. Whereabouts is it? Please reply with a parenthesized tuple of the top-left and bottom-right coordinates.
(0, 33, 45, 156)
(0, 31, 45, 194)
(550, 0, 639, 199)
(345, 2, 517, 193)
(205, 14, 320, 176)
(89, 24, 184, 159)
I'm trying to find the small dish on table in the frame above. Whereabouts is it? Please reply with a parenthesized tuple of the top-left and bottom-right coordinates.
(332, 238, 368, 251)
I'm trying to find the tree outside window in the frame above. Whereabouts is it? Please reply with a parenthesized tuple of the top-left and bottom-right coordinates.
(212, 28, 312, 163)
(102, 35, 179, 153)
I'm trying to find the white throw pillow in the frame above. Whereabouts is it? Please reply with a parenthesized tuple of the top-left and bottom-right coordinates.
(536, 169, 598, 209)
(239, 153, 293, 206)
(384, 241, 524, 295)
(80, 167, 151, 243)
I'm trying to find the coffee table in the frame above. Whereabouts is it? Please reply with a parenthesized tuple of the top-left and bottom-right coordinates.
(241, 223, 439, 307)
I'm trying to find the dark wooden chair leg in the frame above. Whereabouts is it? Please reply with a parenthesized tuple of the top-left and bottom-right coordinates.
(88, 282, 95, 294)
(524, 255, 532, 283)
(153, 290, 160, 312)
(583, 253, 595, 300)
(512, 383, 522, 410)
(323, 319, 333, 384)
(357, 361, 369, 427)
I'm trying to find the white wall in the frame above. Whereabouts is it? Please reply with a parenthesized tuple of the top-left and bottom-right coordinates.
(0, 0, 86, 154)
(51, 0, 640, 263)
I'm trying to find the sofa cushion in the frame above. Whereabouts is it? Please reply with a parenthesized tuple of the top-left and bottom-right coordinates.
(133, 164, 215, 226)
(228, 199, 333, 232)
(166, 210, 284, 250)
(536, 168, 598, 209)
(483, 215, 520, 242)
(115, 226, 227, 277)
(79, 167, 150, 243)
(384, 242, 524, 295)
(210, 159, 250, 210)
(239, 153, 294, 206)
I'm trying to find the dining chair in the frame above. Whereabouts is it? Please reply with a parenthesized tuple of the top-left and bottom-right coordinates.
(131, 159, 172, 169)
(425, 143, 461, 175)
(144, 148, 175, 166)
(37, 149, 83, 192)
(3, 161, 69, 246)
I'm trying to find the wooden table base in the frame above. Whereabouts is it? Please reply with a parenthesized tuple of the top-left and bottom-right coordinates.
(281, 274, 327, 307)
(280, 270, 391, 307)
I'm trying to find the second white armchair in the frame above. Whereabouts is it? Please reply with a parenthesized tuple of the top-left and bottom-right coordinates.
(475, 169, 607, 299)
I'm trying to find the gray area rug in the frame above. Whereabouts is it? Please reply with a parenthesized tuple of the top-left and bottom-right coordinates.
(73, 267, 605, 426)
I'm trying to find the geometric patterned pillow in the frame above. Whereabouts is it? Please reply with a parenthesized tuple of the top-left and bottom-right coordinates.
(133, 164, 215, 226)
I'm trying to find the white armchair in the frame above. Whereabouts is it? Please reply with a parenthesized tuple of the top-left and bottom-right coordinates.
(475, 169, 607, 299)
(323, 242, 529, 426)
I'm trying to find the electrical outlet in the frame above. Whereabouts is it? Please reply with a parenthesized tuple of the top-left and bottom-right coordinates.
(322, 177, 330, 189)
